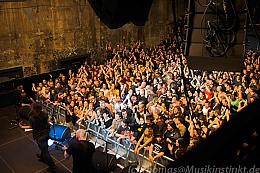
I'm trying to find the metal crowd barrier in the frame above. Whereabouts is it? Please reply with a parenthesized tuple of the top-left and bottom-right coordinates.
(41, 102, 174, 172)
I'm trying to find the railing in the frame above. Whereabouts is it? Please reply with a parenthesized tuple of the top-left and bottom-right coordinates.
(42, 102, 174, 172)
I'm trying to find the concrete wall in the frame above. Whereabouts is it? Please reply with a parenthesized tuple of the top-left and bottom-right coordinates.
(0, 0, 186, 77)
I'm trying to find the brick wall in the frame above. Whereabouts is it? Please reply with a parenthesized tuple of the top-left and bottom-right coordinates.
(0, 0, 186, 76)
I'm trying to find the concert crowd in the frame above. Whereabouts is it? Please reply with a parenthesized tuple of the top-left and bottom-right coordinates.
(23, 17, 260, 162)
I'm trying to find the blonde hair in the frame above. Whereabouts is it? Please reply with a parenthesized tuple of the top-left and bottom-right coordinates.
(144, 127, 154, 138)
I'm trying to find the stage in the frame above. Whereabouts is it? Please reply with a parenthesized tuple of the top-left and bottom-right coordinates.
(0, 105, 73, 173)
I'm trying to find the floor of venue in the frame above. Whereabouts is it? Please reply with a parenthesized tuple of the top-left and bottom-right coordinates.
(0, 105, 74, 173)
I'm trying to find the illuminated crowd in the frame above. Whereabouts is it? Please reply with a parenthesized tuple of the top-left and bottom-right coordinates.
(26, 21, 260, 161)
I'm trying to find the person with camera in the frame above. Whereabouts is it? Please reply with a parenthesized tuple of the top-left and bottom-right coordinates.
(19, 102, 56, 172)
(168, 138, 187, 159)
(163, 121, 181, 157)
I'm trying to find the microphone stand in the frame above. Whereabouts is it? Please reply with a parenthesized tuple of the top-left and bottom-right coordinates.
(9, 78, 20, 130)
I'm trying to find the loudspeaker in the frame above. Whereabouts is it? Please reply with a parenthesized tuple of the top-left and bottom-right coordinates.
(92, 151, 118, 173)
(88, 0, 153, 29)
(18, 106, 33, 119)
(49, 124, 71, 142)
(0, 66, 23, 79)
(184, 0, 247, 71)
(58, 54, 90, 69)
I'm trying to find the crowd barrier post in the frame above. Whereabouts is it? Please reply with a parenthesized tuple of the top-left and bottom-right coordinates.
(138, 149, 147, 173)
(151, 157, 159, 172)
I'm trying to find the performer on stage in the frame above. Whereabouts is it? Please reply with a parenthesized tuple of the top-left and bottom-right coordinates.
(19, 89, 35, 107)
(19, 102, 56, 172)
(62, 129, 96, 173)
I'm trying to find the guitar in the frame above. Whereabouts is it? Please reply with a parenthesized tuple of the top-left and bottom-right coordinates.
(53, 141, 65, 147)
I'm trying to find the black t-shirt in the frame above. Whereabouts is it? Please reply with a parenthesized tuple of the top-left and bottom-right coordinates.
(164, 129, 181, 145)
(151, 138, 167, 154)
(116, 125, 130, 135)
(54, 87, 65, 94)
(66, 140, 95, 173)
(193, 110, 203, 119)
(29, 111, 49, 140)
(160, 94, 167, 103)
(104, 118, 112, 129)
(137, 95, 147, 105)
(19, 96, 32, 105)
